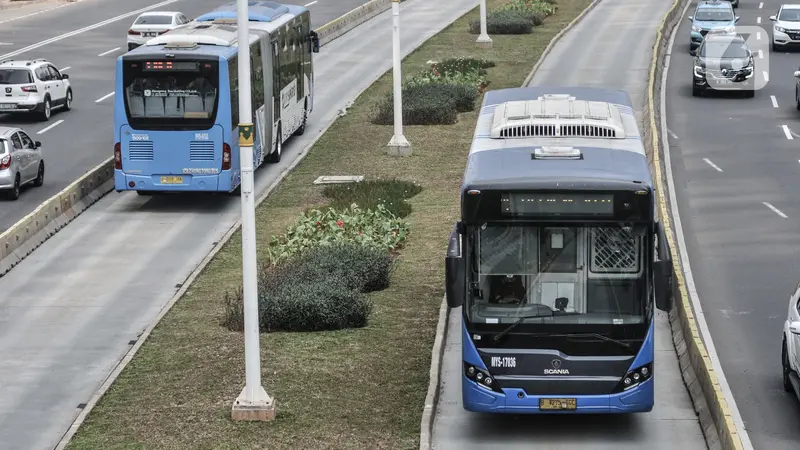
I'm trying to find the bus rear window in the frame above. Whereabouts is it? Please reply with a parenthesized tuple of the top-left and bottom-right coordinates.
(122, 59, 219, 130)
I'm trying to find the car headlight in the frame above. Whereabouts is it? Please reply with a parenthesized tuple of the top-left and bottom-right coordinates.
(694, 65, 706, 75)
(692, 25, 702, 32)
(776, 26, 787, 33)
(724, 25, 736, 32)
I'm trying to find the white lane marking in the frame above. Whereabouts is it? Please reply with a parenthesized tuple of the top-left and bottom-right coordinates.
(60, 66, 71, 72)
(0, 0, 181, 60)
(0, 2, 71, 25)
(668, 128, 679, 139)
(304, 0, 318, 6)
(759, 1, 764, 8)
(703, 158, 723, 172)
(783, 124, 794, 139)
(763, 70, 769, 82)
(0, 42, 13, 46)
(763, 202, 788, 218)
(771, 95, 779, 107)
(757, 31, 762, 40)
(757, 16, 762, 24)
(758, 49, 764, 58)
(97, 47, 121, 57)
(660, 0, 755, 447)
(36, 119, 64, 135)
(95, 92, 114, 103)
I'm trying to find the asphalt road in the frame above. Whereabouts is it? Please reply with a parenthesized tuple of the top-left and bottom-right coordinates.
(0, 0, 366, 233)
(665, 1, 800, 449)
(430, 0, 708, 449)
(0, 0, 480, 449)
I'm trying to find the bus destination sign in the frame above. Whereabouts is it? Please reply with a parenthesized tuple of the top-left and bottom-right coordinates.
(501, 192, 614, 216)
(142, 61, 200, 72)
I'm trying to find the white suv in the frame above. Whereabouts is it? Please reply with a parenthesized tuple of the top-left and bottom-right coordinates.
(0, 59, 72, 121)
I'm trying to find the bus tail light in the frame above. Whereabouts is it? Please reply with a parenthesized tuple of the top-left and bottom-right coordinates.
(0, 154, 11, 170)
(114, 142, 122, 170)
(222, 143, 232, 170)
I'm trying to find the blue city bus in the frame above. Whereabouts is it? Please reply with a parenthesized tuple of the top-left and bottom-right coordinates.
(113, 1, 320, 194)
(444, 86, 675, 414)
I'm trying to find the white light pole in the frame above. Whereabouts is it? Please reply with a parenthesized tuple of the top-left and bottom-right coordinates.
(476, 0, 492, 48)
(231, 0, 276, 422)
(387, 0, 411, 156)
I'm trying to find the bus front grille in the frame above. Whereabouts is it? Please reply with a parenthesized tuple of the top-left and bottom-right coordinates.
(189, 141, 215, 161)
(128, 141, 154, 161)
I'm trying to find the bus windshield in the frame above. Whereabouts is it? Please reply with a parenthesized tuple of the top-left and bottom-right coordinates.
(122, 59, 219, 129)
(467, 223, 648, 325)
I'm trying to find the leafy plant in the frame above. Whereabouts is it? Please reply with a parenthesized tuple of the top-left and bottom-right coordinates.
(320, 179, 423, 219)
(266, 203, 410, 266)
(500, 0, 557, 25)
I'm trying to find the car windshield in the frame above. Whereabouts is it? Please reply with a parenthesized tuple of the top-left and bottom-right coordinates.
(466, 224, 648, 325)
(779, 9, 800, 21)
(694, 8, 733, 21)
(701, 41, 749, 58)
(0, 68, 33, 84)
(134, 15, 173, 25)
(0, 139, 7, 155)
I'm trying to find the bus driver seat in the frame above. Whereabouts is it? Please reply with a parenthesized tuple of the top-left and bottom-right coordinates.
(490, 274, 526, 304)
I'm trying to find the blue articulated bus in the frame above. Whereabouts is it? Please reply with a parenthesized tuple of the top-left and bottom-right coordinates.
(113, 1, 320, 194)
(444, 86, 675, 414)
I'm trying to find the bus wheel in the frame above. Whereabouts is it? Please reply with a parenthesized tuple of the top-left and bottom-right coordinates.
(294, 105, 307, 136)
(267, 127, 282, 163)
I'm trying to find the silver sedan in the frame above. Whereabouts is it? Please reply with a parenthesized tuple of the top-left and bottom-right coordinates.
(0, 126, 44, 200)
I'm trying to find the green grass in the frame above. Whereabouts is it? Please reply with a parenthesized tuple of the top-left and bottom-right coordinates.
(318, 179, 423, 218)
(66, 0, 592, 448)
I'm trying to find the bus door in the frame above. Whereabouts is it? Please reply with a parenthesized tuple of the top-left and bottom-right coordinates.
(270, 38, 281, 148)
(532, 227, 587, 314)
(293, 22, 305, 101)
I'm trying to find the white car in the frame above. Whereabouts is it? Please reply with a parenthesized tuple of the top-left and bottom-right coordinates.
(770, 4, 800, 51)
(0, 59, 72, 121)
(127, 12, 190, 51)
(0, 126, 44, 200)
(782, 280, 800, 396)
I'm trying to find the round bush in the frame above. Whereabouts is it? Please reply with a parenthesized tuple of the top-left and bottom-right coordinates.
(372, 83, 464, 125)
(296, 242, 394, 293)
(470, 10, 534, 35)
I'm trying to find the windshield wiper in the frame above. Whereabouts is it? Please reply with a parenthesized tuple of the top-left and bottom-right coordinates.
(554, 332, 634, 353)
(492, 312, 554, 343)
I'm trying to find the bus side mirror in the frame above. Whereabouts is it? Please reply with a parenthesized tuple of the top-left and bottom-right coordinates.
(309, 31, 320, 53)
(445, 223, 465, 309)
(654, 221, 673, 312)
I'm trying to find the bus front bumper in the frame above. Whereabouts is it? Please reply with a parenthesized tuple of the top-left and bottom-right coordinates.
(115, 171, 231, 192)
(462, 375, 654, 414)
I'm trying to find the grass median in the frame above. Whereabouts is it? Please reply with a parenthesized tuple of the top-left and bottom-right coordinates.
(67, 0, 592, 448)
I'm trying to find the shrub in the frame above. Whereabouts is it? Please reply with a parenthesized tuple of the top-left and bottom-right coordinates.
(266, 202, 410, 266)
(372, 83, 458, 125)
(321, 179, 423, 219)
(469, 10, 533, 35)
(500, 0, 557, 26)
(405, 68, 489, 93)
(433, 56, 496, 75)
(222, 242, 391, 332)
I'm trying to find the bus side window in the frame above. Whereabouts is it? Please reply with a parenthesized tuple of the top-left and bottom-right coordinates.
(272, 40, 280, 116)
(229, 55, 239, 129)
(250, 41, 264, 115)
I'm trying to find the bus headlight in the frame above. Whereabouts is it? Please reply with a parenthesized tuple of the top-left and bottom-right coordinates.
(614, 362, 653, 393)
(464, 362, 503, 393)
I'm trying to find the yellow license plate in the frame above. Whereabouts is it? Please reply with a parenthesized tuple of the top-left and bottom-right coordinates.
(539, 398, 577, 410)
(160, 176, 183, 184)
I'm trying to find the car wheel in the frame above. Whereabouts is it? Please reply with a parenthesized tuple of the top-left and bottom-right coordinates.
(39, 96, 51, 121)
(267, 126, 282, 163)
(773, 42, 779, 52)
(692, 85, 702, 97)
(33, 162, 44, 187)
(744, 88, 755, 98)
(783, 339, 793, 392)
(7, 173, 20, 200)
(64, 89, 72, 111)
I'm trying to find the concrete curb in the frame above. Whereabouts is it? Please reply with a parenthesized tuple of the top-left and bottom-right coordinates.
(417, 2, 606, 449)
(644, 0, 747, 448)
(419, 297, 448, 450)
(0, 0, 394, 280)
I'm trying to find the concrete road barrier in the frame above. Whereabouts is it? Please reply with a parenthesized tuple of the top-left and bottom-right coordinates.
(644, 0, 747, 448)
(0, 0, 395, 279)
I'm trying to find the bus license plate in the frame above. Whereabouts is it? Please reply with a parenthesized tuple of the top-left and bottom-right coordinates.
(540, 398, 577, 410)
(160, 176, 183, 184)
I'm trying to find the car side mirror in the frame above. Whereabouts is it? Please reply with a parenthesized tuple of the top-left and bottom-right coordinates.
(34, 141, 41, 148)
(61, 74, 69, 79)
(794, 70, 800, 78)
(770, 15, 777, 21)
(309, 30, 320, 53)
(690, 48, 697, 56)
(735, 16, 740, 23)
(687, 15, 693, 21)
(654, 221, 674, 312)
(790, 321, 800, 335)
(445, 222, 465, 309)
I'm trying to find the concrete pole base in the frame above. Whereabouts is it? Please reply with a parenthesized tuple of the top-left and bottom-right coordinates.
(231, 386, 277, 421)
(387, 134, 412, 156)
(476, 35, 493, 48)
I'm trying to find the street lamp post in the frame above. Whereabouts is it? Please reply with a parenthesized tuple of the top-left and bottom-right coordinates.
(476, 0, 492, 48)
(230, 0, 276, 422)
(387, 0, 411, 156)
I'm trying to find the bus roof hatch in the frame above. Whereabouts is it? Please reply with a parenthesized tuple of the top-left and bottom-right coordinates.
(489, 95, 626, 139)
